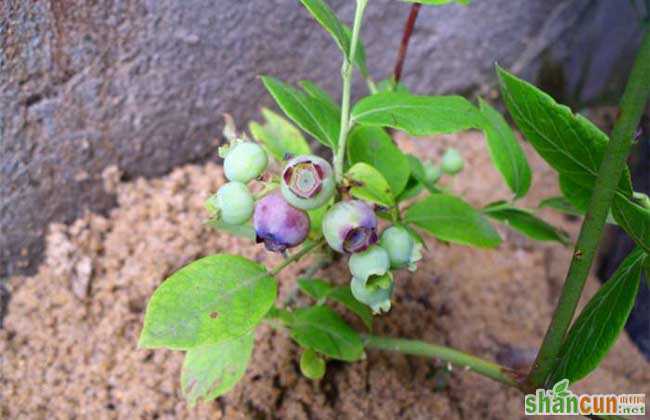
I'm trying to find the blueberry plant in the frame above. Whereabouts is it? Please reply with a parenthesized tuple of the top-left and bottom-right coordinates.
(139, 0, 650, 408)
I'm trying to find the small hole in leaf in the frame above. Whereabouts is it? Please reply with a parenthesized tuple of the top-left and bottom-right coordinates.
(209, 311, 219, 319)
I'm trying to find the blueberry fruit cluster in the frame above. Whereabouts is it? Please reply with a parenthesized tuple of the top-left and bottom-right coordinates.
(207, 140, 423, 313)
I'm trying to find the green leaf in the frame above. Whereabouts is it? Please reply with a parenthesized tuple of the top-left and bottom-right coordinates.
(483, 201, 570, 245)
(181, 331, 254, 405)
(351, 92, 484, 136)
(300, 348, 326, 380)
(552, 378, 569, 395)
(538, 196, 581, 216)
(290, 305, 364, 361)
(496, 65, 632, 197)
(298, 0, 368, 77)
(346, 162, 395, 207)
(396, 176, 425, 202)
(249, 108, 311, 162)
(404, 194, 502, 248)
(478, 99, 532, 199)
(558, 175, 592, 213)
(612, 196, 650, 254)
(558, 175, 619, 226)
(299, 80, 338, 109)
(298, 277, 334, 300)
(402, 0, 471, 5)
(347, 126, 411, 195)
(406, 154, 442, 194)
(298, 278, 373, 329)
(261, 76, 340, 148)
(328, 286, 373, 330)
(139, 255, 276, 350)
(549, 249, 646, 384)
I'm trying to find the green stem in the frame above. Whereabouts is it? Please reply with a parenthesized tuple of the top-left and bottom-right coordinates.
(268, 240, 325, 276)
(526, 28, 650, 389)
(363, 334, 520, 388)
(333, 0, 368, 182)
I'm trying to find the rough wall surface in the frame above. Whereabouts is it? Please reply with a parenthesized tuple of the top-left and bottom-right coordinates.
(0, 0, 643, 276)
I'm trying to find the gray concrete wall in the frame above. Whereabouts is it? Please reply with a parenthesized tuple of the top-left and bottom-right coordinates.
(1, 0, 644, 276)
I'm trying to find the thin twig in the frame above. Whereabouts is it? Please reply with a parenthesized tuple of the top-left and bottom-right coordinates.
(393, 3, 421, 84)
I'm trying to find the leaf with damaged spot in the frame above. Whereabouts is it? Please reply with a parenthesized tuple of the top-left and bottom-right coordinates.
(347, 125, 411, 195)
(346, 162, 395, 207)
(139, 254, 276, 350)
(181, 331, 254, 405)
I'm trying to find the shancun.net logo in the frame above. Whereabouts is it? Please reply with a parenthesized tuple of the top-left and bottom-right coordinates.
(524, 379, 646, 416)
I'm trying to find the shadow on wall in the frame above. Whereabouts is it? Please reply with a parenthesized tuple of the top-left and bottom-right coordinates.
(0, 0, 646, 277)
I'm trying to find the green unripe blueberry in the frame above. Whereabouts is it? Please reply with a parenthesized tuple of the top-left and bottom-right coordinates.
(423, 162, 442, 184)
(281, 155, 335, 210)
(224, 142, 268, 182)
(211, 182, 254, 225)
(348, 245, 390, 281)
(380, 226, 422, 271)
(351, 273, 394, 314)
(441, 148, 464, 175)
(299, 348, 326, 380)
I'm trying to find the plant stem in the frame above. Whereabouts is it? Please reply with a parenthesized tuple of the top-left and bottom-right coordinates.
(268, 240, 325, 276)
(526, 28, 650, 389)
(363, 334, 520, 388)
(393, 3, 421, 85)
(333, 0, 368, 182)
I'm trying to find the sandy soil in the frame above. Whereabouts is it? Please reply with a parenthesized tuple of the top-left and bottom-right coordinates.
(1, 131, 648, 419)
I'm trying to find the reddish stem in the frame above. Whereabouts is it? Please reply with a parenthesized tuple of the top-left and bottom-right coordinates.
(393, 3, 421, 84)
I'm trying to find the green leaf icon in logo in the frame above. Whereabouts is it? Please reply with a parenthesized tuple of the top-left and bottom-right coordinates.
(552, 379, 571, 399)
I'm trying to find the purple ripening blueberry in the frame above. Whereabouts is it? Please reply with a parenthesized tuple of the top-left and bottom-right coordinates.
(322, 200, 378, 253)
(253, 192, 310, 252)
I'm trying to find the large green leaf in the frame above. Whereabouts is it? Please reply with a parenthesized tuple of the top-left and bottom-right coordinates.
(298, 0, 368, 76)
(478, 99, 531, 199)
(261, 76, 340, 148)
(346, 162, 395, 207)
(496, 65, 632, 197)
(483, 201, 570, 245)
(404, 194, 502, 248)
(612, 196, 650, 254)
(139, 255, 276, 350)
(290, 305, 364, 361)
(549, 249, 646, 384)
(249, 107, 311, 162)
(181, 331, 254, 405)
(351, 92, 484, 136)
(347, 126, 411, 195)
